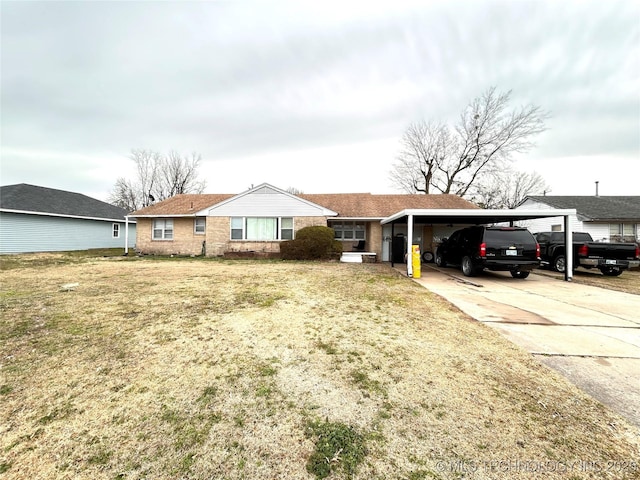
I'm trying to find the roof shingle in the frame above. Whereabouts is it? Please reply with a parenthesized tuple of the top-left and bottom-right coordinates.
(526, 196, 640, 221)
(0, 183, 129, 221)
(299, 193, 479, 217)
(130, 191, 478, 217)
(131, 194, 234, 216)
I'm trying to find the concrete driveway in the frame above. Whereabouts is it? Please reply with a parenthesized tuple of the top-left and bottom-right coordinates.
(411, 265, 640, 429)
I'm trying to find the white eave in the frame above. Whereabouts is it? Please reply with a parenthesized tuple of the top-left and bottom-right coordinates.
(328, 216, 384, 221)
(381, 208, 577, 224)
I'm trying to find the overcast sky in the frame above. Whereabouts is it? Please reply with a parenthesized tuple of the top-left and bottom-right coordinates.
(1, 0, 638, 202)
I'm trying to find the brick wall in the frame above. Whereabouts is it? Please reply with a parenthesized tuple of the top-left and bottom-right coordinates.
(135, 218, 206, 256)
(368, 222, 382, 259)
(136, 216, 352, 257)
(339, 221, 383, 261)
(204, 217, 230, 256)
(204, 216, 329, 257)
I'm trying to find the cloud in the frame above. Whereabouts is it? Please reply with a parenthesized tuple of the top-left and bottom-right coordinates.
(1, 0, 638, 198)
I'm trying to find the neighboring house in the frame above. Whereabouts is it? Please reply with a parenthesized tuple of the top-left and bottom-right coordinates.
(516, 196, 640, 242)
(0, 183, 136, 254)
(130, 183, 478, 261)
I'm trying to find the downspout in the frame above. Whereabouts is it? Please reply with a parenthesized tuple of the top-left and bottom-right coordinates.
(124, 216, 129, 255)
(407, 214, 414, 277)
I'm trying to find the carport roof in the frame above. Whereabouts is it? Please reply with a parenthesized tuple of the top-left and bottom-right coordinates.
(381, 208, 577, 225)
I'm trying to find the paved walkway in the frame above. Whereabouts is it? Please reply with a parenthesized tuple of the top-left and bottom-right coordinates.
(410, 265, 640, 429)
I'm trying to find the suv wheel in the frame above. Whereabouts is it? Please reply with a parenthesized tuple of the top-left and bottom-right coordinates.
(461, 256, 477, 277)
(511, 270, 530, 279)
(435, 251, 447, 267)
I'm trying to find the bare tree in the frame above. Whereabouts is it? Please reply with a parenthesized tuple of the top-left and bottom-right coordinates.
(389, 122, 450, 194)
(158, 151, 207, 199)
(469, 169, 551, 209)
(391, 87, 548, 196)
(109, 149, 206, 212)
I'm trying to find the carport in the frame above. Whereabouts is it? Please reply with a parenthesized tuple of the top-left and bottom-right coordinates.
(381, 208, 577, 281)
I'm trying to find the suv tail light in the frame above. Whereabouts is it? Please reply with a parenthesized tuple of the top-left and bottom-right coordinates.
(536, 243, 540, 259)
(479, 242, 487, 258)
(578, 244, 589, 256)
(635, 245, 640, 260)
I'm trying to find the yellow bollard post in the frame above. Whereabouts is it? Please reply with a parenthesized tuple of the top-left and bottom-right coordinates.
(412, 245, 421, 279)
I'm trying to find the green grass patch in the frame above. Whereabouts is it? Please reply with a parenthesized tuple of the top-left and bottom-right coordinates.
(305, 419, 367, 479)
(197, 386, 218, 404)
(349, 369, 386, 397)
(315, 341, 338, 355)
(87, 447, 112, 465)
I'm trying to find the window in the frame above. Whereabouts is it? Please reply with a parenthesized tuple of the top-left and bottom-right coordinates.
(623, 223, 635, 239)
(231, 217, 244, 239)
(230, 217, 293, 240)
(611, 223, 637, 242)
(194, 218, 206, 234)
(153, 219, 173, 240)
(609, 223, 622, 237)
(551, 224, 562, 232)
(281, 217, 293, 240)
(331, 221, 366, 240)
(247, 217, 276, 240)
(112, 223, 120, 238)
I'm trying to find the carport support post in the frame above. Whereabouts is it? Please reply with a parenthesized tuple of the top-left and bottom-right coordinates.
(564, 215, 573, 282)
(124, 216, 129, 255)
(407, 214, 414, 277)
(390, 222, 395, 267)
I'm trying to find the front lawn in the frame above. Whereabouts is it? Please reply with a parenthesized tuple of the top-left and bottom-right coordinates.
(1, 254, 638, 479)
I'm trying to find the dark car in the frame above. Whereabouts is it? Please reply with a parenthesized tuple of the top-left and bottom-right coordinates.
(534, 231, 639, 276)
(435, 226, 540, 278)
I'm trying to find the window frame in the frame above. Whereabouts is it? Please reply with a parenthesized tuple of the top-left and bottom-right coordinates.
(152, 219, 174, 240)
(194, 218, 206, 235)
(229, 217, 294, 241)
(112, 223, 120, 239)
(331, 221, 366, 241)
(611, 222, 638, 242)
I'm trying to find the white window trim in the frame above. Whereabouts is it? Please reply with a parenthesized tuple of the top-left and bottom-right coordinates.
(112, 223, 120, 238)
(194, 218, 206, 235)
(152, 219, 174, 241)
(331, 220, 366, 241)
(230, 217, 294, 241)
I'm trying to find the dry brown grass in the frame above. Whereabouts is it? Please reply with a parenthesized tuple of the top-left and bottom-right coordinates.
(533, 267, 640, 295)
(1, 253, 639, 479)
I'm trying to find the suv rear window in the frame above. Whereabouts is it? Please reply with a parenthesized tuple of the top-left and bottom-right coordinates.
(484, 229, 535, 244)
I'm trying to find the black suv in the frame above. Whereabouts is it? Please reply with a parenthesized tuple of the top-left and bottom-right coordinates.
(435, 226, 540, 278)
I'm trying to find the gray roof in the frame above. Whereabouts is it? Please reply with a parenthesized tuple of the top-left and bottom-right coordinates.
(525, 196, 640, 221)
(0, 183, 130, 221)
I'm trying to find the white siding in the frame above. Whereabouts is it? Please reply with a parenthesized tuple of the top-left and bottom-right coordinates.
(0, 212, 136, 254)
(514, 199, 634, 241)
(586, 224, 610, 242)
(515, 199, 583, 234)
(204, 185, 334, 217)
